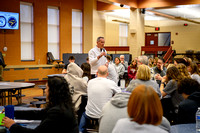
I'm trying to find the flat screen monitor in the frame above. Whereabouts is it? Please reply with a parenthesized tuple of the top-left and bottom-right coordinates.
(0, 11, 19, 30)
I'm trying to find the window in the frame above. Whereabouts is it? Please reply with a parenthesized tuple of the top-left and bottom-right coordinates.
(20, 2, 34, 60)
(48, 6, 59, 59)
(72, 9, 82, 53)
(119, 23, 128, 46)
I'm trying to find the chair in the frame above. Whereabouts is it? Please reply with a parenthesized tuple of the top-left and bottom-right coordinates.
(47, 52, 63, 65)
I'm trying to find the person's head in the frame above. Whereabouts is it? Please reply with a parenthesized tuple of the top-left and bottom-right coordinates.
(67, 63, 83, 78)
(115, 57, 120, 65)
(167, 63, 175, 69)
(127, 85, 163, 125)
(166, 66, 182, 82)
(46, 76, 73, 108)
(97, 65, 108, 78)
(106, 55, 112, 63)
(188, 62, 200, 75)
(81, 63, 91, 79)
(68, 56, 75, 63)
(130, 59, 137, 68)
(96, 36, 105, 49)
(136, 64, 151, 81)
(86, 57, 89, 64)
(183, 57, 192, 67)
(178, 78, 200, 99)
(174, 58, 187, 66)
(120, 55, 125, 63)
(176, 63, 191, 79)
(137, 55, 148, 66)
(156, 58, 164, 70)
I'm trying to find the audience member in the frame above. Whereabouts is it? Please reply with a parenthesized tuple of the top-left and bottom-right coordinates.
(174, 58, 188, 66)
(114, 57, 125, 79)
(120, 55, 128, 70)
(106, 55, 118, 84)
(127, 60, 137, 80)
(0, 52, 6, 81)
(112, 85, 167, 133)
(177, 78, 200, 124)
(3, 76, 79, 133)
(79, 65, 121, 133)
(99, 92, 170, 133)
(64, 62, 87, 111)
(126, 64, 161, 97)
(62, 56, 75, 74)
(176, 63, 191, 79)
(88, 37, 107, 78)
(137, 55, 154, 79)
(81, 63, 91, 82)
(160, 66, 183, 124)
(86, 57, 89, 64)
(188, 62, 200, 84)
(154, 57, 167, 85)
(152, 57, 158, 67)
(148, 57, 154, 68)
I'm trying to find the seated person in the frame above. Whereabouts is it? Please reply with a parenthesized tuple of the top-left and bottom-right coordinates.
(112, 85, 167, 133)
(120, 55, 128, 70)
(127, 59, 137, 81)
(177, 78, 200, 124)
(126, 64, 161, 97)
(99, 92, 170, 133)
(62, 56, 75, 74)
(188, 62, 200, 84)
(81, 62, 91, 82)
(79, 66, 121, 133)
(3, 76, 79, 133)
(64, 63, 87, 111)
(153, 57, 167, 85)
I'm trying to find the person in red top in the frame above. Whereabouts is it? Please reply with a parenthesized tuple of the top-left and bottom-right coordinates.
(128, 60, 137, 81)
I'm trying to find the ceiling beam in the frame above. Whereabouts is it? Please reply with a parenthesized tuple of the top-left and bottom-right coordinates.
(107, 0, 200, 8)
(147, 10, 200, 24)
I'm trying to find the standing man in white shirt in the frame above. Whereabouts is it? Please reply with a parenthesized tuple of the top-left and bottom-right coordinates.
(88, 37, 107, 78)
(79, 65, 121, 133)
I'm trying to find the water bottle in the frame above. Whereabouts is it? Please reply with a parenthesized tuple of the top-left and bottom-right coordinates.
(196, 107, 200, 132)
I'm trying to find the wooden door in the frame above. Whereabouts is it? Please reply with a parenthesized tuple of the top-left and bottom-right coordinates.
(145, 33, 158, 46)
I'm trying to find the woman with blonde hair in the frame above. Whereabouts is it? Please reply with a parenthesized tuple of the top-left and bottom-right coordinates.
(112, 85, 167, 133)
(176, 63, 191, 79)
(126, 64, 161, 97)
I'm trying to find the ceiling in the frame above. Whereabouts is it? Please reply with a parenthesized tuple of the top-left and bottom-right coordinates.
(98, 0, 200, 24)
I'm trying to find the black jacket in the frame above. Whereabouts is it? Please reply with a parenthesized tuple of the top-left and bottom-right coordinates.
(9, 105, 79, 133)
(177, 92, 200, 124)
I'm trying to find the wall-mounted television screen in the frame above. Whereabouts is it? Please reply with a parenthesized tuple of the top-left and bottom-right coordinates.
(0, 11, 19, 30)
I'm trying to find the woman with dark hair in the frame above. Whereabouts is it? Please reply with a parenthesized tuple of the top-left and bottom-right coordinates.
(2, 76, 79, 133)
(81, 62, 91, 82)
(112, 85, 167, 133)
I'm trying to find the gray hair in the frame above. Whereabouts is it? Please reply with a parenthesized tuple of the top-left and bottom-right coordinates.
(97, 37, 104, 42)
(138, 55, 149, 65)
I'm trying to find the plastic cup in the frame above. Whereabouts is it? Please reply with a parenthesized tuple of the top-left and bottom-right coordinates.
(0, 113, 5, 125)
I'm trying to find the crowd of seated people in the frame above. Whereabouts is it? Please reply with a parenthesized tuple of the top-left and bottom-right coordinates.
(3, 53, 200, 133)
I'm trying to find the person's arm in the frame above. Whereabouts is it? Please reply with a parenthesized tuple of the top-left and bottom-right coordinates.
(89, 50, 105, 66)
(118, 65, 125, 78)
(160, 77, 167, 97)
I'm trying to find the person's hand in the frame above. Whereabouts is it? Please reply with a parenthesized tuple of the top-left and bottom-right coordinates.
(161, 76, 166, 83)
(161, 64, 163, 71)
(102, 52, 106, 56)
(98, 52, 106, 59)
(155, 74, 160, 80)
(2, 117, 15, 128)
(121, 61, 124, 64)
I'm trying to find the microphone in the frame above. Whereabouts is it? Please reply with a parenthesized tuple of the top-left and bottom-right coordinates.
(102, 48, 107, 57)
